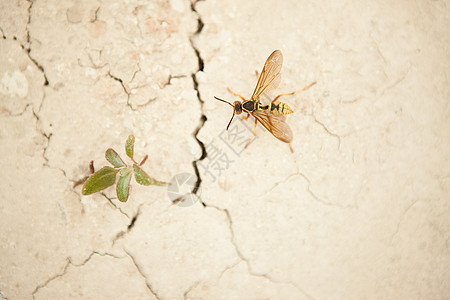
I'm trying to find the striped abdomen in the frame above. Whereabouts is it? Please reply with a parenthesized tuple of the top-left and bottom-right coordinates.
(261, 102, 293, 116)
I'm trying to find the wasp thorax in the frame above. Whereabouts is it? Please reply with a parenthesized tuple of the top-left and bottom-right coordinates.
(234, 101, 242, 114)
(242, 101, 255, 112)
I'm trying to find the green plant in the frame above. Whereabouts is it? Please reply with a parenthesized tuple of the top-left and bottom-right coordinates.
(81, 135, 167, 202)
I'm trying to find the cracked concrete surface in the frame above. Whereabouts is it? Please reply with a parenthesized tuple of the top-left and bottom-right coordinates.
(1, 0, 449, 299)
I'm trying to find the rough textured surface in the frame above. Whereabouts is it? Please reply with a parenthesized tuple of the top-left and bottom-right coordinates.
(1, 0, 449, 299)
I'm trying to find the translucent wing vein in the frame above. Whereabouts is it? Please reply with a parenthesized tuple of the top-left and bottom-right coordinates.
(251, 50, 283, 102)
(252, 109, 293, 143)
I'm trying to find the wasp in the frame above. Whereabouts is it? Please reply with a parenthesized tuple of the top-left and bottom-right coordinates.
(214, 49, 316, 152)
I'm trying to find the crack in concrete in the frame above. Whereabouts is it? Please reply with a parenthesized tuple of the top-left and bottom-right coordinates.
(190, 0, 205, 36)
(77, 47, 109, 70)
(112, 205, 141, 245)
(39, 129, 76, 185)
(42, 128, 133, 259)
(30, 258, 76, 296)
(222, 209, 251, 267)
(208, 207, 282, 282)
(298, 170, 357, 209)
(310, 108, 342, 151)
(2, 2, 48, 117)
(370, 37, 388, 66)
(220, 209, 315, 300)
(219, 261, 316, 300)
(90, 6, 100, 23)
(261, 167, 320, 202)
(106, 65, 178, 111)
(183, 281, 200, 300)
(41, 131, 52, 164)
(191, 115, 207, 199)
(297, 171, 334, 207)
(188, 0, 208, 200)
(264, 171, 303, 196)
(24, 49, 48, 85)
(191, 184, 317, 297)
(262, 165, 357, 209)
(22, 77, 91, 219)
(390, 199, 420, 244)
(3, 103, 31, 117)
(125, 250, 161, 300)
(101, 192, 131, 219)
(160, 74, 187, 88)
(31, 251, 120, 299)
(22, 0, 49, 86)
(129, 62, 142, 86)
(36, 124, 80, 189)
(107, 71, 130, 98)
(24, 1, 32, 46)
(376, 65, 411, 101)
(218, 260, 241, 280)
(107, 68, 157, 111)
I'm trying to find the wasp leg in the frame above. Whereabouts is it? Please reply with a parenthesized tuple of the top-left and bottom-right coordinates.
(227, 88, 246, 101)
(289, 143, 294, 153)
(242, 112, 250, 121)
(244, 118, 258, 149)
(271, 81, 317, 103)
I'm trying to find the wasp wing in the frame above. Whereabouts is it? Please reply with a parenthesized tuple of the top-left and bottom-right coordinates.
(252, 109, 293, 143)
(251, 50, 283, 102)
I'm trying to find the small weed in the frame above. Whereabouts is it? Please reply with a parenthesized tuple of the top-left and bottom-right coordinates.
(80, 135, 167, 202)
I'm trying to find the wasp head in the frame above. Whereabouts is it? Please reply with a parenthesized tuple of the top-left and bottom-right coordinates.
(233, 101, 243, 114)
(213, 96, 243, 131)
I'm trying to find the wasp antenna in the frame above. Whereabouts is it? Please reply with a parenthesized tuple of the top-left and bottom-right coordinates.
(214, 96, 234, 107)
(226, 110, 235, 131)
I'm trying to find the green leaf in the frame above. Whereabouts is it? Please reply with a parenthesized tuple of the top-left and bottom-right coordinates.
(116, 170, 132, 202)
(82, 166, 119, 195)
(133, 164, 168, 186)
(105, 148, 126, 168)
(125, 135, 135, 160)
(119, 166, 132, 177)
